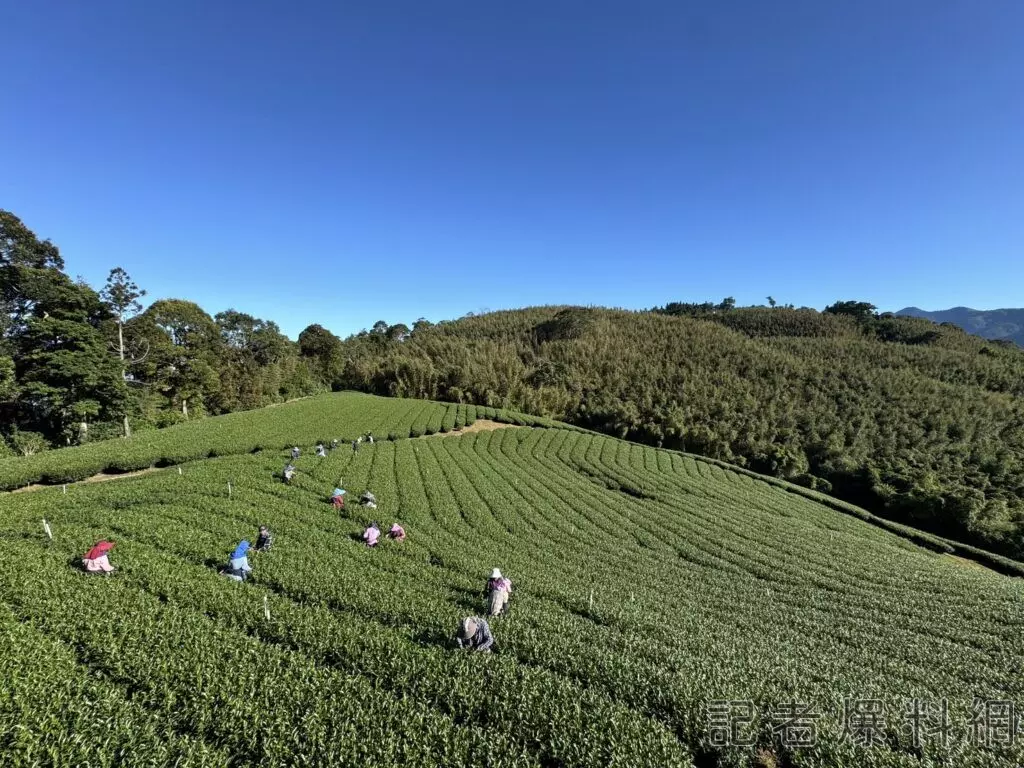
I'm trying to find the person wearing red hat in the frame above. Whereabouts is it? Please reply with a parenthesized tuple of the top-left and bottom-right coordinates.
(82, 540, 116, 575)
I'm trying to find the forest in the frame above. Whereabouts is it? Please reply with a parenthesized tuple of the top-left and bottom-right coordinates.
(3, 209, 1023, 560)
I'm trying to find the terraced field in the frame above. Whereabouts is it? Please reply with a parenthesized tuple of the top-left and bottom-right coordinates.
(1, 394, 1022, 767)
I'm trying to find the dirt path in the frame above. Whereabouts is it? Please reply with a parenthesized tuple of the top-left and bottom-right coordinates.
(432, 419, 516, 437)
(10, 467, 162, 494)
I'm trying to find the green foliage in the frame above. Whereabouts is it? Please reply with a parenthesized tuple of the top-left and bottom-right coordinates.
(823, 299, 878, 320)
(0, 398, 1021, 766)
(334, 306, 1024, 561)
(298, 323, 344, 386)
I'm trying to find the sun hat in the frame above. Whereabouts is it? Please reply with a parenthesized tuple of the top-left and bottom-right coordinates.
(458, 617, 477, 640)
(490, 568, 502, 579)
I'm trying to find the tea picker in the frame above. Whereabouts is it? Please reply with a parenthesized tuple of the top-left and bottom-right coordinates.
(223, 541, 253, 582)
(254, 525, 273, 552)
(82, 540, 117, 576)
(363, 522, 381, 547)
(455, 616, 495, 652)
(283, 463, 297, 484)
(485, 569, 513, 617)
(360, 490, 377, 509)
(331, 482, 346, 509)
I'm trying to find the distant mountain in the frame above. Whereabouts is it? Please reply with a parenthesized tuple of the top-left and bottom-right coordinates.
(895, 306, 1024, 346)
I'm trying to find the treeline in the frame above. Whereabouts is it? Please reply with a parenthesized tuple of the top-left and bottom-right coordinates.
(0, 211, 322, 453)
(311, 303, 1024, 560)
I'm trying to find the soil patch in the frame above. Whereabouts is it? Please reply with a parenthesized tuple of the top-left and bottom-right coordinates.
(434, 419, 516, 437)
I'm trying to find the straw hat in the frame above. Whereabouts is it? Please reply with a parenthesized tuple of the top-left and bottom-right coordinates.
(490, 568, 502, 579)
(457, 617, 477, 640)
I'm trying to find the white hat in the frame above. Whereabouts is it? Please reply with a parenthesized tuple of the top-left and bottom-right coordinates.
(457, 617, 477, 640)
(490, 568, 502, 579)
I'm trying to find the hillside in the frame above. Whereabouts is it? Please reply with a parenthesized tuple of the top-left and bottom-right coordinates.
(331, 306, 1024, 562)
(2, 395, 1023, 767)
(896, 306, 1024, 347)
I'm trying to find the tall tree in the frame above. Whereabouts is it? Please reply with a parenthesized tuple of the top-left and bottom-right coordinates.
(1, 210, 65, 348)
(100, 267, 147, 436)
(298, 324, 344, 387)
(130, 300, 221, 419)
(14, 271, 127, 443)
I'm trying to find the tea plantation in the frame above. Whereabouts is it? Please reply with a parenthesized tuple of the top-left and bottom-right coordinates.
(1, 393, 1022, 767)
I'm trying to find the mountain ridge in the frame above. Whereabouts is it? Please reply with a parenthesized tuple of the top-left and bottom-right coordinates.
(895, 305, 1024, 346)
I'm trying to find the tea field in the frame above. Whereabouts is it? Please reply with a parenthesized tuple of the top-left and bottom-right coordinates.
(1, 394, 1022, 767)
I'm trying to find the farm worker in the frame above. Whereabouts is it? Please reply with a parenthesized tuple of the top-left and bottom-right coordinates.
(352, 440, 360, 453)
(363, 522, 381, 547)
(225, 541, 252, 582)
(360, 490, 377, 508)
(315, 443, 327, 458)
(283, 463, 296, 483)
(367, 432, 374, 444)
(290, 446, 301, 460)
(254, 525, 273, 552)
(485, 568, 513, 616)
(388, 523, 406, 542)
(331, 439, 339, 450)
(82, 540, 116, 575)
(331, 487, 346, 509)
(455, 617, 495, 652)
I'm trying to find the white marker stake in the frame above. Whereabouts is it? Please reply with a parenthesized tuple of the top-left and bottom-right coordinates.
(178, 466, 182, 475)
(588, 589, 594, 612)
(228, 481, 232, 499)
(263, 594, 271, 621)
(62, 484, 67, 495)
(42, 519, 53, 540)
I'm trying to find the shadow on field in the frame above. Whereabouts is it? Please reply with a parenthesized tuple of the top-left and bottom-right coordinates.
(411, 626, 453, 649)
(566, 604, 613, 627)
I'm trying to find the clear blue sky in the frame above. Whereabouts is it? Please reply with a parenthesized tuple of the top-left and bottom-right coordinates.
(2, 1, 1022, 339)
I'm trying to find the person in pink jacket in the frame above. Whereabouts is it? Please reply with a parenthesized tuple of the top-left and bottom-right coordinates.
(363, 522, 381, 547)
(82, 540, 116, 575)
(388, 523, 406, 542)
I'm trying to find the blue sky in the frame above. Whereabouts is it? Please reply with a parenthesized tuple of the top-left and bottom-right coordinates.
(2, 1, 1022, 339)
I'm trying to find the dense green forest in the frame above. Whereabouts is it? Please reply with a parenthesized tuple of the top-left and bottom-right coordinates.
(4, 209, 1023, 561)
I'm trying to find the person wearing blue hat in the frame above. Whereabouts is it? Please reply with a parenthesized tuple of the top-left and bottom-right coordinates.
(224, 541, 252, 582)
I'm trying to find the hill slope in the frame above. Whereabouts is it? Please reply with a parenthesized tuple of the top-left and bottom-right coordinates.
(896, 306, 1024, 346)
(333, 307, 1024, 561)
(0, 392, 578, 491)
(2, 396, 1022, 767)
